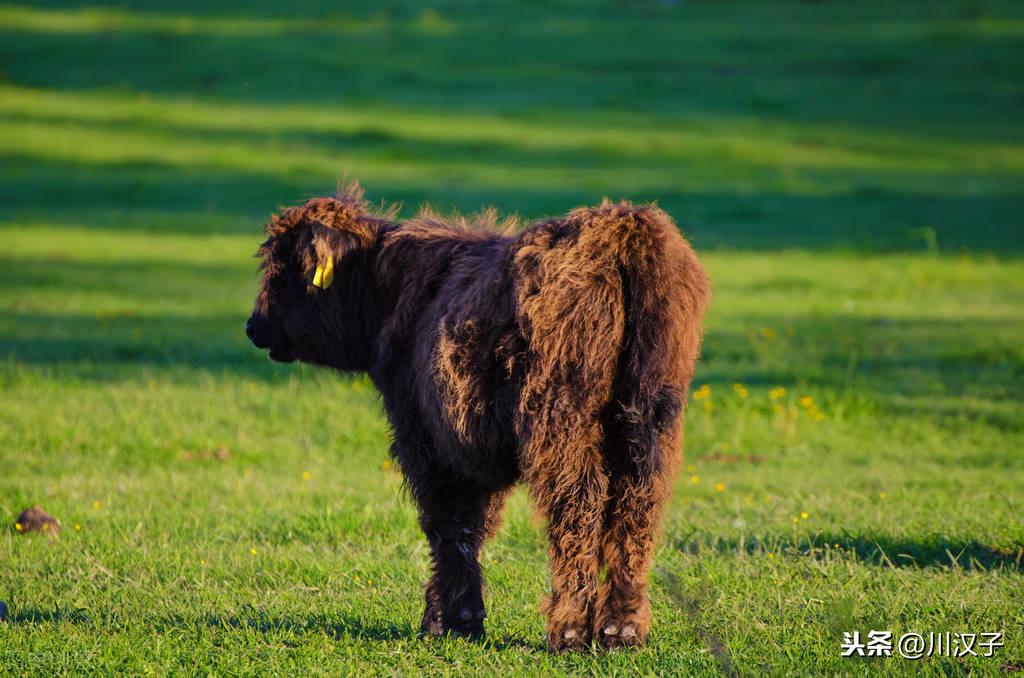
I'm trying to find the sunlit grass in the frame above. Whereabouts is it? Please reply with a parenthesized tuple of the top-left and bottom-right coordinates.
(1, 0, 1023, 673)
(0, 4, 422, 37)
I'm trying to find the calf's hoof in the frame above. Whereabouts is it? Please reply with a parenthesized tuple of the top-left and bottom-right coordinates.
(597, 621, 644, 650)
(420, 604, 446, 638)
(448, 606, 486, 639)
(420, 605, 486, 640)
(547, 622, 592, 653)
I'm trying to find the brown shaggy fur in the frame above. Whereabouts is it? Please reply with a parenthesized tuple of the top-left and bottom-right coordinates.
(246, 183, 710, 651)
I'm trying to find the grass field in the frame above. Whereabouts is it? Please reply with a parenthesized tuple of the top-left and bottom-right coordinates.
(2, 0, 1023, 674)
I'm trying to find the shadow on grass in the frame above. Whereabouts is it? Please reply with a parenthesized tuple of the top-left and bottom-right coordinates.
(886, 398, 1024, 436)
(673, 534, 1024, 571)
(0, 155, 315, 229)
(3, 153, 1023, 252)
(8, 607, 91, 625)
(7, 605, 547, 650)
(0, 309, 266, 377)
(2, 303, 1022, 412)
(698, 314, 1024, 406)
(4, 2, 1022, 139)
(7, 606, 413, 641)
(655, 570, 740, 677)
(191, 609, 417, 642)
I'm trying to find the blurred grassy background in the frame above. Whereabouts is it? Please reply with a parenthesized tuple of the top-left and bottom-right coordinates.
(1, 1, 1022, 675)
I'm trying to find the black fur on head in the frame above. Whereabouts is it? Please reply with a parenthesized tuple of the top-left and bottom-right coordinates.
(245, 183, 394, 369)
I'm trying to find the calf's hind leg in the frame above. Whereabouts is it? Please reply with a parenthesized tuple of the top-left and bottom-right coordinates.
(595, 391, 682, 649)
(523, 414, 610, 652)
(594, 471, 669, 649)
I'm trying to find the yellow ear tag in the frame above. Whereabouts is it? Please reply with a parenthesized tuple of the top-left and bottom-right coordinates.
(320, 256, 334, 289)
(313, 257, 334, 289)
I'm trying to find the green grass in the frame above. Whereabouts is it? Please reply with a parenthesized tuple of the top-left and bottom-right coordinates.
(1, 0, 1023, 674)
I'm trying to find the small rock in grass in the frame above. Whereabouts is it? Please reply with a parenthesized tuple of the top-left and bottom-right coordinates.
(13, 505, 61, 535)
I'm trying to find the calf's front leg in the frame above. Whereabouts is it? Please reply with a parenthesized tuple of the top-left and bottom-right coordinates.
(413, 476, 507, 639)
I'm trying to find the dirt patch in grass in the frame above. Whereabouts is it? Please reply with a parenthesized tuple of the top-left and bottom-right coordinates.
(13, 505, 61, 535)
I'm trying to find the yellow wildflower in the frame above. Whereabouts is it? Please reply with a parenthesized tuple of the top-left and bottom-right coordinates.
(14, 522, 23, 532)
(74, 524, 81, 532)
(769, 387, 787, 400)
(800, 512, 809, 520)
(715, 482, 726, 493)
(250, 548, 257, 556)
(693, 384, 711, 401)
(92, 501, 102, 510)
(733, 383, 749, 399)
(302, 470, 312, 481)
(799, 396, 814, 408)
(690, 475, 700, 484)
(382, 460, 393, 471)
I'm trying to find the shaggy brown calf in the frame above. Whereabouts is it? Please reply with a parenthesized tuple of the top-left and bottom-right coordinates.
(246, 184, 710, 651)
